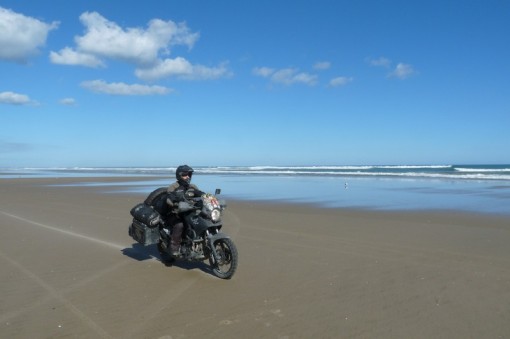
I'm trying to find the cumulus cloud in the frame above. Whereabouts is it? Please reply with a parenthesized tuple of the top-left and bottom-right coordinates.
(253, 67, 318, 86)
(313, 61, 331, 70)
(76, 12, 198, 65)
(51, 12, 198, 66)
(366, 56, 391, 68)
(50, 11, 228, 81)
(329, 76, 353, 87)
(389, 63, 416, 79)
(50, 47, 104, 68)
(252, 67, 275, 77)
(80, 80, 171, 95)
(0, 7, 59, 63)
(0, 91, 33, 105)
(366, 57, 416, 80)
(59, 98, 76, 105)
(135, 57, 230, 81)
(272, 69, 318, 86)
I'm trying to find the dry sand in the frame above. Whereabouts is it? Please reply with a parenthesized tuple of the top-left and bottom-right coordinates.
(1, 177, 509, 338)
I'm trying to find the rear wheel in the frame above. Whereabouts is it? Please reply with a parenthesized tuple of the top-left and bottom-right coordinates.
(209, 238, 238, 279)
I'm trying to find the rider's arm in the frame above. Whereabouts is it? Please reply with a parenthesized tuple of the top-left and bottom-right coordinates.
(189, 184, 205, 197)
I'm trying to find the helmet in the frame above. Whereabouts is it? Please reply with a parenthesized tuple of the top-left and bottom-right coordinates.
(176, 165, 194, 186)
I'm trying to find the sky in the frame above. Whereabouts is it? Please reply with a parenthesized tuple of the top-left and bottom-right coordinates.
(1, 0, 509, 167)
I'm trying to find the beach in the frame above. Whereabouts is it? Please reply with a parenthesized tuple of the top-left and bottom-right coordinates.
(1, 177, 509, 338)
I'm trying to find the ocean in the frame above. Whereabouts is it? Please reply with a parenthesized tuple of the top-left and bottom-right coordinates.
(2, 165, 510, 215)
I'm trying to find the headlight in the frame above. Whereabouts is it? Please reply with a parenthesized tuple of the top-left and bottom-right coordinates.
(211, 209, 221, 222)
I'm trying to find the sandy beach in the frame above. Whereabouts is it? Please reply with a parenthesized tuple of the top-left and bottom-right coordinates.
(1, 177, 509, 338)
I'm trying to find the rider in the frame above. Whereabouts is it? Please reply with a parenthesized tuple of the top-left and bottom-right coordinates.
(166, 165, 204, 257)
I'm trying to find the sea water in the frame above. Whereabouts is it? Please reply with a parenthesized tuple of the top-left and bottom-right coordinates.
(1, 165, 510, 215)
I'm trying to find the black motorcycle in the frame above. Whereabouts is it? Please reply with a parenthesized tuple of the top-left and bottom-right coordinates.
(129, 187, 238, 279)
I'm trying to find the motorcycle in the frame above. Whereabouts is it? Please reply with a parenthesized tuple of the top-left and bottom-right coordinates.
(129, 187, 238, 279)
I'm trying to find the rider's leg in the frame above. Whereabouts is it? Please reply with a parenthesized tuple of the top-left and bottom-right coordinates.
(170, 221, 183, 255)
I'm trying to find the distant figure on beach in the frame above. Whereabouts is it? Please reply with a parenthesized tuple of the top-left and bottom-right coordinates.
(165, 165, 204, 257)
(344, 182, 349, 189)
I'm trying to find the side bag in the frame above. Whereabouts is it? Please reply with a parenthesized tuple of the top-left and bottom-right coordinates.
(129, 219, 160, 246)
(130, 203, 161, 228)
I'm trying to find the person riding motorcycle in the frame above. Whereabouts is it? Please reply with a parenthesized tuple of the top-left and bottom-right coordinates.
(165, 165, 204, 257)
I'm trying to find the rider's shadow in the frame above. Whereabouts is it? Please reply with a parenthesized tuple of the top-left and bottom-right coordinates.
(121, 244, 216, 277)
(164, 258, 212, 276)
(121, 243, 159, 261)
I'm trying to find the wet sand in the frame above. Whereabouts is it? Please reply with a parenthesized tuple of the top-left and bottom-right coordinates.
(1, 177, 509, 338)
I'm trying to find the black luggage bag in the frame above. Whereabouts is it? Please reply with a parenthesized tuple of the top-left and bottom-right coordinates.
(128, 219, 160, 246)
(130, 203, 161, 228)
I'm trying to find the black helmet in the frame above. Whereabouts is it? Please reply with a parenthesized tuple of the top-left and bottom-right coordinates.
(176, 164, 194, 186)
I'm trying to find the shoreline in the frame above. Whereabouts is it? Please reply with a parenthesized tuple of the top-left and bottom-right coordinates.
(1, 177, 509, 338)
(3, 175, 509, 217)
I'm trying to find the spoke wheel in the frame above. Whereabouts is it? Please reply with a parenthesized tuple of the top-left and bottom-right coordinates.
(209, 238, 238, 279)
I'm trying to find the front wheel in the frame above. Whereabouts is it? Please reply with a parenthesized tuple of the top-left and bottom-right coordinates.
(209, 238, 238, 279)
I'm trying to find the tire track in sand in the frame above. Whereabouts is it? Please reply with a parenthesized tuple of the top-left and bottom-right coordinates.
(0, 210, 213, 338)
(0, 211, 126, 251)
(0, 250, 114, 338)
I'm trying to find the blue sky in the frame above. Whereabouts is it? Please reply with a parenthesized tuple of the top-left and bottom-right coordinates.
(1, 0, 509, 167)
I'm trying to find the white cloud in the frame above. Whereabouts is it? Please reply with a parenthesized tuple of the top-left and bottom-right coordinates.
(389, 63, 416, 79)
(0, 7, 59, 63)
(59, 98, 76, 105)
(367, 56, 391, 68)
(80, 80, 171, 95)
(0, 91, 32, 105)
(329, 76, 353, 87)
(313, 61, 331, 70)
(254, 67, 318, 86)
(366, 57, 416, 80)
(50, 47, 104, 68)
(51, 11, 199, 67)
(184, 63, 231, 80)
(50, 11, 228, 82)
(135, 57, 230, 81)
(287, 71, 318, 86)
(252, 67, 275, 77)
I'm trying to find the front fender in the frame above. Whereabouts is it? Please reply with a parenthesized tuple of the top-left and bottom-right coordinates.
(209, 232, 230, 243)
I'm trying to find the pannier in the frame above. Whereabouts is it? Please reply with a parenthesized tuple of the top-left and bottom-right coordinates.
(128, 187, 167, 246)
(130, 203, 161, 228)
(129, 219, 160, 246)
